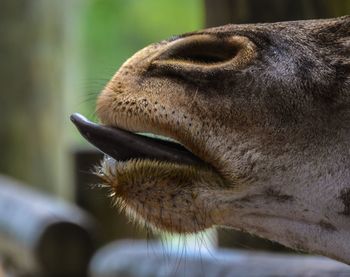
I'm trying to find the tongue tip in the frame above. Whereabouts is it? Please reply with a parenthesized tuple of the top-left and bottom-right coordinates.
(70, 113, 88, 125)
(70, 113, 97, 135)
(70, 113, 99, 143)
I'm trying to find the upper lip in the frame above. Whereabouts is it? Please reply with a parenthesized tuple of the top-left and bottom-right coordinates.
(70, 113, 209, 167)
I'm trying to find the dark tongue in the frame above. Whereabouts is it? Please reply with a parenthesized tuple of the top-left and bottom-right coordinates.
(70, 113, 206, 166)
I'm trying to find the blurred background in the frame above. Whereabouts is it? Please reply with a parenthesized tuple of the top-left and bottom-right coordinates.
(0, 0, 349, 276)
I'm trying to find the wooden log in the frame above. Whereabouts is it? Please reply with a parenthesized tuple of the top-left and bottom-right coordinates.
(89, 240, 350, 277)
(0, 175, 96, 276)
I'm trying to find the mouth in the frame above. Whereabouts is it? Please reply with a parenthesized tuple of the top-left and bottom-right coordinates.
(70, 113, 209, 167)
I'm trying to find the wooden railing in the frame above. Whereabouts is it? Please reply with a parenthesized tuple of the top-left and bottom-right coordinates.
(0, 175, 96, 277)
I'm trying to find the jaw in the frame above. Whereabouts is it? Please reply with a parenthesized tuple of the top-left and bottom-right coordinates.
(97, 157, 227, 233)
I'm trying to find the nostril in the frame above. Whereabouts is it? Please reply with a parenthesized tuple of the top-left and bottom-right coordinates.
(158, 35, 244, 66)
(170, 41, 238, 64)
(151, 35, 256, 74)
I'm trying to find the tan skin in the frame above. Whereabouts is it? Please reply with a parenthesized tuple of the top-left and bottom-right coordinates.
(94, 16, 350, 264)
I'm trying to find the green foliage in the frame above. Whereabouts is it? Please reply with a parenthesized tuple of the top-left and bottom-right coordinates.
(82, 0, 204, 117)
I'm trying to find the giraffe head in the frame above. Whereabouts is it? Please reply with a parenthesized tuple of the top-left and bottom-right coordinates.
(72, 16, 350, 263)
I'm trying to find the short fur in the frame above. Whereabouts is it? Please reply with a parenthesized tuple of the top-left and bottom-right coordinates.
(96, 16, 350, 264)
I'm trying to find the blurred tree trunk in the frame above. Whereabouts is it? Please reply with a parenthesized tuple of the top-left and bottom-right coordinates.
(205, 0, 350, 27)
(0, 1, 82, 198)
(204, 0, 350, 250)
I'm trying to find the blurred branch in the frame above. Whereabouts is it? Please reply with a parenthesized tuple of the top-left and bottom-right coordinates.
(205, 0, 350, 27)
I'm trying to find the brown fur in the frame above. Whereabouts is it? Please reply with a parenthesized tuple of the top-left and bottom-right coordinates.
(96, 16, 350, 263)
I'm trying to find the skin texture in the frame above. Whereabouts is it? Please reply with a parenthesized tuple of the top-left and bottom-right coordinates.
(96, 16, 350, 264)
